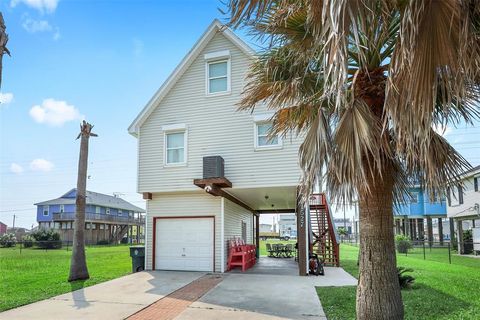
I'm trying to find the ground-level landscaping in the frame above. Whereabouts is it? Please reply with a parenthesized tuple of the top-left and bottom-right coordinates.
(317, 244, 480, 320)
(0, 245, 132, 311)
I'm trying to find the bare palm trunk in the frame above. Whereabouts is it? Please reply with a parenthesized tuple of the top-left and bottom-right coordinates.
(69, 121, 96, 282)
(0, 13, 11, 89)
(356, 162, 403, 319)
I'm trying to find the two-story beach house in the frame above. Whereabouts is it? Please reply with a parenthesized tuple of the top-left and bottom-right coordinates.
(129, 20, 339, 274)
(35, 188, 145, 244)
(393, 187, 448, 243)
(446, 165, 480, 253)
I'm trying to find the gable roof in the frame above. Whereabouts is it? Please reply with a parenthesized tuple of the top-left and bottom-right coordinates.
(128, 19, 255, 137)
(34, 188, 145, 213)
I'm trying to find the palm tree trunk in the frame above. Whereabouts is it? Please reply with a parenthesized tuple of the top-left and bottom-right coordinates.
(68, 128, 91, 281)
(356, 162, 403, 320)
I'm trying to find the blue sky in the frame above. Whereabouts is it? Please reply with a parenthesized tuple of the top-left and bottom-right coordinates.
(1, 0, 479, 229)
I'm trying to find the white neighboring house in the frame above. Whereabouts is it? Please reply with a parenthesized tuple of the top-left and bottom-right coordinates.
(278, 214, 297, 238)
(129, 20, 304, 273)
(446, 165, 480, 253)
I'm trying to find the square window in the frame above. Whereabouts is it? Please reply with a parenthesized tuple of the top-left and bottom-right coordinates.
(207, 60, 229, 94)
(255, 122, 281, 149)
(165, 132, 185, 164)
(410, 192, 419, 204)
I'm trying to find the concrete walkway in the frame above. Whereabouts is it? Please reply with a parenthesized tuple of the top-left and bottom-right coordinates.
(0, 268, 357, 320)
(0, 271, 205, 320)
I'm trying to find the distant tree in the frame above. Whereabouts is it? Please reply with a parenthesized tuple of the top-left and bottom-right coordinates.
(68, 121, 97, 282)
(0, 13, 10, 89)
(0, 233, 16, 247)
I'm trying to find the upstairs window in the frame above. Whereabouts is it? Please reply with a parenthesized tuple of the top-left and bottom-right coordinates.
(43, 205, 49, 216)
(207, 60, 229, 94)
(96, 206, 101, 214)
(165, 132, 186, 165)
(106, 208, 110, 215)
(118, 209, 123, 216)
(409, 192, 419, 204)
(59, 205, 65, 213)
(254, 121, 282, 150)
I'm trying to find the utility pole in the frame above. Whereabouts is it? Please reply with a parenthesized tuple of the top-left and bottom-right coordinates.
(12, 214, 15, 229)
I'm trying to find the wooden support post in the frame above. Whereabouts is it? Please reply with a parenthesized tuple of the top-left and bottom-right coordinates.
(296, 195, 307, 276)
(418, 218, 424, 240)
(449, 218, 455, 247)
(255, 214, 260, 258)
(412, 219, 417, 241)
(427, 217, 433, 247)
(438, 218, 444, 245)
(402, 216, 408, 236)
(456, 219, 463, 254)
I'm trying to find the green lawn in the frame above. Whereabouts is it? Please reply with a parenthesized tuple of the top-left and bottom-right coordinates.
(317, 244, 480, 320)
(0, 245, 132, 311)
(259, 239, 297, 256)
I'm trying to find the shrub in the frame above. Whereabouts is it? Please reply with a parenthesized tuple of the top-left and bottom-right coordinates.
(463, 229, 473, 254)
(0, 233, 17, 247)
(96, 239, 110, 245)
(397, 267, 415, 289)
(31, 229, 62, 249)
(120, 237, 129, 244)
(23, 235, 35, 248)
(395, 234, 412, 254)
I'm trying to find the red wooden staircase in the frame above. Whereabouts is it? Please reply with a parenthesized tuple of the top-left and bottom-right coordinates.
(309, 193, 340, 267)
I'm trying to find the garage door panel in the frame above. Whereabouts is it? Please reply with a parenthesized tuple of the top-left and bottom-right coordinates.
(155, 217, 214, 272)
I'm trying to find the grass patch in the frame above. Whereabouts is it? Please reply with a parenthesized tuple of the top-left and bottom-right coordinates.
(316, 244, 480, 320)
(0, 245, 132, 311)
(259, 239, 296, 256)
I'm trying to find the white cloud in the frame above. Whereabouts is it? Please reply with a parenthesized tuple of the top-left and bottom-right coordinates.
(30, 159, 54, 172)
(0, 92, 14, 105)
(10, 163, 24, 174)
(433, 124, 452, 137)
(11, 0, 59, 14)
(22, 18, 52, 33)
(29, 98, 83, 126)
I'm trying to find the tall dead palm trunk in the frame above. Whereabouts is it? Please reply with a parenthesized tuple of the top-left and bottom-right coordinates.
(68, 121, 97, 282)
(0, 13, 11, 89)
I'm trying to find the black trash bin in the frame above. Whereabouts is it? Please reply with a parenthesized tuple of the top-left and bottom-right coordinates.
(129, 246, 145, 272)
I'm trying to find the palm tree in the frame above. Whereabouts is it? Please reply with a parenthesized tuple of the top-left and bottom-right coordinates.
(0, 13, 10, 89)
(68, 121, 97, 282)
(226, 1, 480, 319)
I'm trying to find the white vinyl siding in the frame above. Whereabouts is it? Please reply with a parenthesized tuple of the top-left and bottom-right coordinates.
(223, 198, 253, 271)
(145, 192, 221, 271)
(138, 32, 302, 193)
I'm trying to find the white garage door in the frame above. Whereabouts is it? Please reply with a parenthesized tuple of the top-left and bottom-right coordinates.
(155, 217, 214, 272)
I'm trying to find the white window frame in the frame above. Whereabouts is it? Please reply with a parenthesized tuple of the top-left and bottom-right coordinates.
(43, 205, 49, 216)
(118, 209, 123, 216)
(163, 124, 188, 167)
(59, 204, 65, 213)
(106, 208, 110, 215)
(253, 114, 283, 150)
(96, 206, 101, 214)
(410, 192, 419, 204)
(205, 50, 231, 96)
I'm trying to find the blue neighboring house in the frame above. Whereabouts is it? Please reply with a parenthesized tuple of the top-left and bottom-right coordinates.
(35, 188, 145, 244)
(394, 186, 448, 243)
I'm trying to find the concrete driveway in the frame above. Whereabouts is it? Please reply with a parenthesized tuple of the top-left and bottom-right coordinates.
(0, 268, 356, 320)
(177, 267, 356, 320)
(0, 271, 205, 320)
